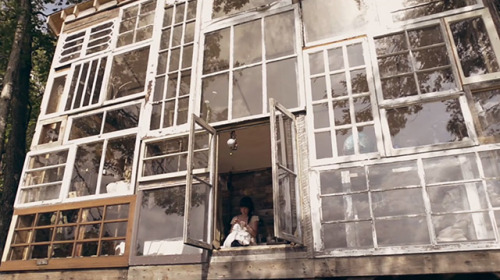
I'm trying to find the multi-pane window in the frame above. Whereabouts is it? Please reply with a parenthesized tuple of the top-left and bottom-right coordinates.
(446, 10, 500, 83)
(470, 88, 500, 140)
(68, 103, 141, 141)
(18, 150, 69, 204)
(57, 21, 115, 65)
(65, 56, 108, 111)
(374, 24, 458, 100)
(151, 0, 197, 130)
(307, 40, 380, 161)
(201, 9, 301, 123)
(319, 150, 498, 252)
(106, 46, 150, 100)
(117, 0, 157, 48)
(5, 198, 133, 270)
(377, 0, 480, 23)
(140, 133, 209, 179)
(69, 135, 137, 198)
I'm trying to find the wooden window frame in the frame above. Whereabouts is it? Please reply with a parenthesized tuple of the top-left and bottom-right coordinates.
(0, 195, 136, 271)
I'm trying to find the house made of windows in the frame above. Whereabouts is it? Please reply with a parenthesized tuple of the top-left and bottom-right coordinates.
(2, 0, 500, 279)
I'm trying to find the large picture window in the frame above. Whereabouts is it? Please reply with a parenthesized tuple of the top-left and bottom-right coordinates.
(201, 8, 302, 123)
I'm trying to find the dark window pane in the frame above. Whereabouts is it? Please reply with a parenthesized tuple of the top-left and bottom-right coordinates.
(234, 20, 262, 67)
(203, 28, 230, 74)
(107, 47, 150, 99)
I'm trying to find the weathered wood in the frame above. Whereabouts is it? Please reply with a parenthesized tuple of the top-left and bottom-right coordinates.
(63, 8, 119, 34)
(0, 269, 128, 280)
(128, 264, 209, 280)
(208, 258, 315, 279)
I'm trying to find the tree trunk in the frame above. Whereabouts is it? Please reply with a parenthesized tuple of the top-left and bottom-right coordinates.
(0, 0, 32, 256)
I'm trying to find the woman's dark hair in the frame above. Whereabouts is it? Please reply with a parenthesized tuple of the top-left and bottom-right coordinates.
(239, 196, 254, 223)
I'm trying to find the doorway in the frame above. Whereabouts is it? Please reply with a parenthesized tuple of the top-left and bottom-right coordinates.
(217, 123, 276, 245)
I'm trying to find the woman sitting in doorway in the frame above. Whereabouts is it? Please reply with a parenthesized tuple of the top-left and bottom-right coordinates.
(222, 196, 259, 247)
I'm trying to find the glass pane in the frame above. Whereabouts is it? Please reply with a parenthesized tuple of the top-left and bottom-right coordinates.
(486, 180, 500, 207)
(28, 150, 68, 169)
(157, 51, 168, 75)
(265, 11, 295, 60)
(52, 243, 74, 258)
(311, 76, 327, 101)
(107, 47, 150, 99)
(233, 65, 262, 118)
(323, 221, 373, 249)
(146, 136, 189, 157)
(69, 142, 103, 197)
(313, 103, 330, 129)
(34, 228, 53, 242)
(39, 122, 61, 144)
(450, 16, 500, 77)
(162, 101, 175, 128)
(136, 186, 186, 256)
(69, 113, 103, 140)
(150, 104, 161, 130)
(13, 230, 32, 244)
(143, 155, 188, 176)
(171, 25, 183, 47)
(368, 161, 420, 190)
(160, 28, 171, 50)
(428, 183, 488, 213)
(201, 73, 229, 122)
(103, 104, 141, 133)
(31, 244, 49, 259)
(376, 217, 430, 246)
(351, 69, 369, 94)
(177, 97, 189, 125)
(320, 168, 367, 194)
(309, 51, 324, 75)
(100, 136, 136, 194)
(46, 75, 66, 114)
(332, 99, 350, 125)
(381, 75, 417, 99)
(8, 246, 28, 261)
(234, 20, 262, 67)
(302, 0, 373, 43)
(187, 182, 211, 243)
(375, 32, 407, 56)
(387, 99, 468, 148)
(372, 188, 425, 217)
(75, 242, 98, 257)
(413, 47, 450, 70)
(267, 58, 298, 109)
(331, 72, 348, 97)
(347, 43, 364, 67)
(101, 240, 125, 256)
(186, 1, 197, 20)
(203, 28, 230, 74)
(25, 168, 64, 187)
(182, 44, 194, 69)
(163, 7, 173, 27)
(81, 207, 104, 222)
(423, 153, 479, 184)
(37, 212, 56, 226)
(479, 150, 500, 178)
(434, 213, 494, 242)
(315, 131, 333, 159)
(60, 209, 79, 224)
(17, 215, 35, 228)
(353, 95, 372, 122)
(390, 0, 477, 21)
(473, 89, 500, 137)
(102, 222, 127, 238)
(378, 54, 411, 77)
(417, 68, 456, 94)
(53, 226, 76, 241)
(20, 185, 61, 203)
(79, 224, 101, 239)
(277, 171, 298, 236)
(328, 47, 344, 71)
(105, 204, 130, 220)
(174, 3, 185, 23)
(136, 26, 154, 42)
(322, 194, 370, 221)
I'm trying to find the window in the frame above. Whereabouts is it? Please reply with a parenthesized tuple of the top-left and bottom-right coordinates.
(211, 0, 279, 19)
(68, 103, 141, 141)
(151, 0, 198, 130)
(117, 0, 157, 48)
(32, 117, 67, 149)
(317, 150, 498, 254)
(65, 56, 108, 112)
(68, 135, 137, 198)
(376, 0, 481, 24)
(468, 87, 500, 141)
(373, 22, 475, 153)
(201, 8, 302, 123)
(305, 39, 381, 162)
(44, 70, 69, 115)
(106, 46, 150, 100)
(18, 149, 69, 204)
(446, 9, 500, 83)
(1, 196, 134, 271)
(57, 21, 115, 66)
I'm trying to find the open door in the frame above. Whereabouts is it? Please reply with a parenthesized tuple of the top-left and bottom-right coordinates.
(269, 98, 302, 244)
(184, 114, 217, 249)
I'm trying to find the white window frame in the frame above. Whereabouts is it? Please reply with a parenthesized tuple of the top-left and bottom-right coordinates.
(30, 116, 68, 150)
(194, 4, 306, 126)
(445, 8, 500, 84)
(309, 145, 500, 257)
(115, 0, 159, 50)
(375, 0, 484, 28)
(304, 37, 385, 166)
(39, 68, 71, 120)
(370, 19, 478, 156)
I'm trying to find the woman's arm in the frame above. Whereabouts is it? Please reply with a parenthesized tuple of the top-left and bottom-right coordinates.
(246, 218, 259, 238)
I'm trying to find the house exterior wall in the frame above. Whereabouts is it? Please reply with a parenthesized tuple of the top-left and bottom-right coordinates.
(1, 0, 500, 278)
